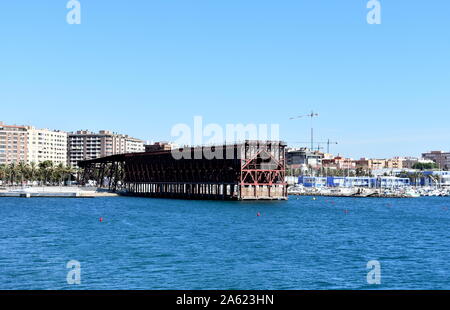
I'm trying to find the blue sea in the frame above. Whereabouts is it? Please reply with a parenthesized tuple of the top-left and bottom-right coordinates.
(0, 196, 449, 290)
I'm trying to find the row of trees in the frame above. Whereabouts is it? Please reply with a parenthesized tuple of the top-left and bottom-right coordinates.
(0, 161, 77, 186)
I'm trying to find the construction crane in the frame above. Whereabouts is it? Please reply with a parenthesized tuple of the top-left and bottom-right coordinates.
(289, 111, 319, 150)
(291, 139, 338, 153)
(323, 139, 338, 154)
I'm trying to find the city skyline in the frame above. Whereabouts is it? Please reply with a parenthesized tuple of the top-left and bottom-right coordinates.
(1, 1, 449, 159)
(2, 119, 448, 167)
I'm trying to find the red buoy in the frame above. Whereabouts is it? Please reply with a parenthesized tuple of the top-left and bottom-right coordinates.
(257, 212, 261, 217)
(99, 217, 103, 222)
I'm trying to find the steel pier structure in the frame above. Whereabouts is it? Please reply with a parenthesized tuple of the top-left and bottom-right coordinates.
(78, 141, 287, 200)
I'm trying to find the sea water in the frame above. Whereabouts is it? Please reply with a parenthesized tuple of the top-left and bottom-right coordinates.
(0, 196, 449, 289)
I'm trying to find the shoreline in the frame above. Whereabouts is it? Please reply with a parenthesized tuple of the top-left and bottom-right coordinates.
(289, 193, 415, 199)
(0, 186, 119, 198)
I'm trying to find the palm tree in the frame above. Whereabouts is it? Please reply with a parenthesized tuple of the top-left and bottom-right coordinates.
(8, 163, 17, 185)
(66, 165, 77, 182)
(0, 164, 6, 185)
(408, 172, 423, 186)
(39, 160, 54, 185)
(29, 162, 38, 185)
(53, 163, 64, 185)
(17, 161, 29, 186)
(1, 164, 10, 185)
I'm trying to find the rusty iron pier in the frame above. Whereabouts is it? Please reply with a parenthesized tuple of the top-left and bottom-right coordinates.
(77, 140, 287, 200)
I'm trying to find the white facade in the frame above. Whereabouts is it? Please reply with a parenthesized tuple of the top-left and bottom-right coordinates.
(27, 127, 68, 165)
(125, 138, 145, 153)
(441, 175, 450, 187)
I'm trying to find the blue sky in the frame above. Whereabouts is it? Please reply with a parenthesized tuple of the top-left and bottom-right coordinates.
(1, 1, 449, 158)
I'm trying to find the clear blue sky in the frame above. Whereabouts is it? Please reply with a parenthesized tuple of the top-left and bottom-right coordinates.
(1, 1, 449, 159)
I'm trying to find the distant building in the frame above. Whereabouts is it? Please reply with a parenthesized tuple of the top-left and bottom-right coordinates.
(422, 151, 450, 170)
(402, 157, 435, 169)
(386, 157, 405, 169)
(402, 157, 419, 169)
(322, 156, 356, 170)
(355, 157, 405, 170)
(27, 127, 67, 165)
(286, 148, 323, 169)
(355, 158, 386, 170)
(0, 121, 67, 166)
(355, 158, 372, 170)
(68, 130, 145, 167)
(145, 142, 176, 153)
(0, 122, 29, 165)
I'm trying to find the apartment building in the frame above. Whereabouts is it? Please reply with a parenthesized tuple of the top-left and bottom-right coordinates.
(402, 157, 435, 169)
(68, 130, 145, 167)
(27, 127, 67, 165)
(0, 122, 29, 165)
(355, 158, 404, 170)
(286, 148, 324, 169)
(322, 156, 356, 170)
(385, 157, 405, 169)
(144, 142, 176, 153)
(422, 151, 450, 170)
(0, 121, 67, 165)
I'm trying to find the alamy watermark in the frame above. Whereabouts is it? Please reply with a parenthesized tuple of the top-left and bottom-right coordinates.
(64, 2, 380, 26)
(367, 0, 381, 25)
(170, 116, 280, 160)
(66, 260, 81, 285)
(66, 0, 81, 25)
(366, 260, 381, 285)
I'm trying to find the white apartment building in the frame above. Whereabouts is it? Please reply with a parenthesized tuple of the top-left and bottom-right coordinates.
(125, 137, 146, 153)
(68, 130, 145, 167)
(27, 127, 68, 165)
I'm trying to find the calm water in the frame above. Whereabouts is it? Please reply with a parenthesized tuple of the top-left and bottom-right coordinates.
(0, 196, 449, 290)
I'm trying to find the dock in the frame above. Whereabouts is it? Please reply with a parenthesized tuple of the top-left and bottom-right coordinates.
(289, 192, 412, 199)
(0, 186, 118, 198)
(287, 187, 423, 198)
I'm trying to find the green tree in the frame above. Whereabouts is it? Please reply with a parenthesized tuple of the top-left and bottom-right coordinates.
(29, 162, 38, 183)
(39, 160, 54, 185)
(412, 162, 438, 170)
